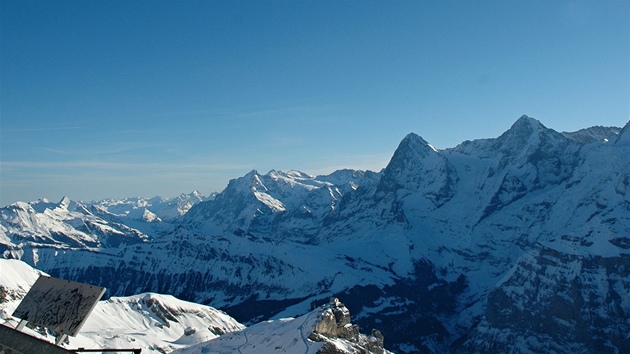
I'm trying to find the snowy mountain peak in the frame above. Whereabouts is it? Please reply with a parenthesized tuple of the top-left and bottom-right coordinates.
(30, 198, 59, 213)
(386, 132, 437, 170)
(268, 169, 313, 184)
(244, 169, 261, 178)
(377, 132, 457, 208)
(514, 114, 540, 127)
(497, 115, 545, 145)
(493, 115, 572, 161)
(127, 208, 162, 223)
(227, 170, 267, 194)
(57, 196, 71, 210)
(243, 170, 268, 190)
(506, 115, 545, 137)
(286, 169, 313, 178)
(614, 120, 630, 146)
(400, 132, 431, 149)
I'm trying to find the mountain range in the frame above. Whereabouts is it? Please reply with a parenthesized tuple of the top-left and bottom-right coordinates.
(0, 259, 390, 353)
(1, 115, 628, 353)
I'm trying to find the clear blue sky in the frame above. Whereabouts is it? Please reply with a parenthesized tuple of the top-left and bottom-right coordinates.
(1, 0, 628, 205)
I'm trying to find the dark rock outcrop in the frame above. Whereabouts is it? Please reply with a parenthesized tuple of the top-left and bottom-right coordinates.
(310, 298, 388, 354)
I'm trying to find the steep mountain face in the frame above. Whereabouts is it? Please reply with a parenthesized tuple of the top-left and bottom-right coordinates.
(1, 116, 628, 353)
(379, 132, 457, 207)
(183, 169, 380, 243)
(455, 245, 630, 353)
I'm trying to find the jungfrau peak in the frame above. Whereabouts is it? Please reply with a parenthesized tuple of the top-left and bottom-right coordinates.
(1, 116, 628, 353)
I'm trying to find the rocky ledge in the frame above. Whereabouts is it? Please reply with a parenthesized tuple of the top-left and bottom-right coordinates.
(310, 298, 389, 354)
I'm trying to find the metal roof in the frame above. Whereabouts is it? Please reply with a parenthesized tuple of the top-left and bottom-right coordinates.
(0, 324, 76, 354)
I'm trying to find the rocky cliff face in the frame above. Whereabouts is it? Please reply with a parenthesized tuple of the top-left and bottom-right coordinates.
(455, 245, 630, 353)
(311, 298, 387, 354)
(1, 116, 628, 353)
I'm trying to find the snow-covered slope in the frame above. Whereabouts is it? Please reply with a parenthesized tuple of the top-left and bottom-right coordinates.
(0, 197, 149, 258)
(0, 191, 214, 260)
(182, 169, 379, 243)
(1, 116, 628, 353)
(562, 125, 621, 143)
(0, 259, 244, 353)
(92, 191, 212, 222)
(175, 298, 390, 354)
(1, 260, 389, 354)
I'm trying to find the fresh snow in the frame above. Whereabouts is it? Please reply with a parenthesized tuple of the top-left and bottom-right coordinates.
(1, 259, 391, 354)
(174, 310, 325, 354)
(0, 259, 244, 353)
(1, 116, 628, 353)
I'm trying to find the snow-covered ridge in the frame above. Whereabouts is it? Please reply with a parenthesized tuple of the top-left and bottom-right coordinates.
(0, 191, 215, 257)
(0, 259, 244, 353)
(182, 168, 380, 242)
(174, 298, 391, 354)
(562, 124, 622, 143)
(1, 116, 628, 353)
(0, 260, 390, 354)
(0, 198, 149, 254)
(89, 190, 213, 221)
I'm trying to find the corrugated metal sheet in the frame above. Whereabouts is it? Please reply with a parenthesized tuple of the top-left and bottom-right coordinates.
(0, 324, 76, 354)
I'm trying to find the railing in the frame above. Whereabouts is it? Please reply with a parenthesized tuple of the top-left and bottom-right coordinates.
(71, 349, 142, 354)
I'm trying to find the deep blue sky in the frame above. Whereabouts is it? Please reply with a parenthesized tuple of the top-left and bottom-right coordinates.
(1, 0, 628, 205)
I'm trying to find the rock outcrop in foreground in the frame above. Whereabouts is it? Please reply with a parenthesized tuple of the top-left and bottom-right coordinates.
(311, 298, 386, 354)
(175, 297, 391, 354)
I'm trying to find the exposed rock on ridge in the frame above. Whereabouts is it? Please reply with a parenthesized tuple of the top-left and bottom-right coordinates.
(310, 298, 387, 354)
(1, 116, 628, 353)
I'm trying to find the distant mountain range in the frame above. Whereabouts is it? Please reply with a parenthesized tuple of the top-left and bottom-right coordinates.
(2, 115, 628, 353)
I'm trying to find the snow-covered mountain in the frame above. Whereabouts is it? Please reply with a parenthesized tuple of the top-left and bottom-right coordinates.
(0, 191, 212, 258)
(0, 259, 390, 354)
(174, 297, 391, 354)
(0, 259, 244, 353)
(92, 191, 213, 222)
(182, 169, 380, 243)
(1, 115, 628, 353)
(0, 197, 150, 257)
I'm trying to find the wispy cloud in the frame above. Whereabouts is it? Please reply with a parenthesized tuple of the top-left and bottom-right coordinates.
(40, 147, 73, 155)
(33, 141, 179, 158)
(2, 126, 83, 133)
(151, 102, 342, 120)
(232, 103, 341, 119)
(0, 159, 249, 172)
(0, 158, 251, 204)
